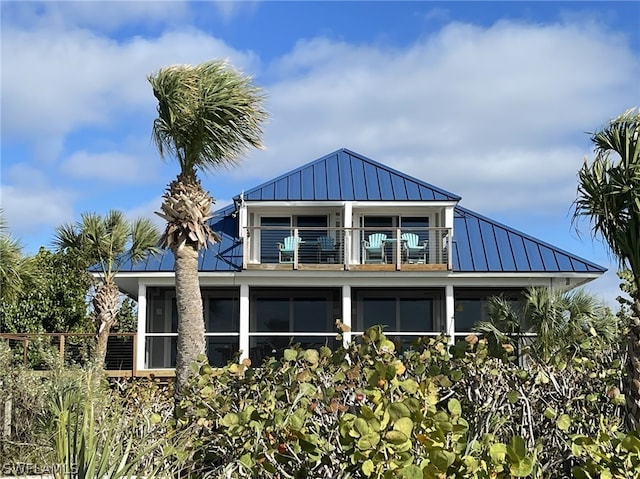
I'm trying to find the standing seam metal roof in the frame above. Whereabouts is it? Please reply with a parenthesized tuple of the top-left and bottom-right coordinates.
(117, 148, 605, 275)
(239, 148, 461, 202)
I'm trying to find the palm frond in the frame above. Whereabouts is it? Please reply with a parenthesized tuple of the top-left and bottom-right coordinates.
(53, 211, 160, 279)
(128, 218, 162, 264)
(1, 214, 37, 302)
(572, 108, 640, 293)
(148, 60, 267, 175)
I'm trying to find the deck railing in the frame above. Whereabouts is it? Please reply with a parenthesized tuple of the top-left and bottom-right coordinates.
(0, 332, 139, 377)
(243, 226, 452, 270)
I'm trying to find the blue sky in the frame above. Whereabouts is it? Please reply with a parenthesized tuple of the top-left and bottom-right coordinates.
(1, 1, 639, 305)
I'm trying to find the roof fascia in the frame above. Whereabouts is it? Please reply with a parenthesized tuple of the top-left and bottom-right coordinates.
(244, 200, 346, 208)
(243, 200, 459, 208)
(351, 201, 458, 208)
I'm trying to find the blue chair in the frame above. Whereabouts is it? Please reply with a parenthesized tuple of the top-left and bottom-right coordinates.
(363, 233, 387, 263)
(317, 235, 336, 263)
(278, 236, 301, 263)
(402, 232, 428, 263)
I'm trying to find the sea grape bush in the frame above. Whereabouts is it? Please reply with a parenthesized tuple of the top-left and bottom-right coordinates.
(175, 326, 631, 478)
(2, 327, 636, 478)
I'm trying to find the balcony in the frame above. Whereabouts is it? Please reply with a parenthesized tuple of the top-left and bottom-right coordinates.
(243, 226, 452, 271)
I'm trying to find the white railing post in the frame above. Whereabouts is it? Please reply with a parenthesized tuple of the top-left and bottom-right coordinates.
(395, 227, 402, 270)
(447, 229, 453, 270)
(242, 227, 248, 269)
(293, 227, 299, 269)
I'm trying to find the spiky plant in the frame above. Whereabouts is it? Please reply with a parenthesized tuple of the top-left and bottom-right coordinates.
(54, 211, 160, 367)
(148, 60, 267, 396)
(573, 108, 640, 429)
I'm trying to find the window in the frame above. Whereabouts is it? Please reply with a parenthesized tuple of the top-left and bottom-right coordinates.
(353, 288, 443, 350)
(145, 287, 239, 368)
(249, 288, 340, 363)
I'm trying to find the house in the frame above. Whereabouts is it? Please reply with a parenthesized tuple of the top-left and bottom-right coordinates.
(114, 148, 605, 373)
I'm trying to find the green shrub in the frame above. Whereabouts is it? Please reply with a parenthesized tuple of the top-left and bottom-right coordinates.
(570, 429, 640, 478)
(175, 328, 545, 478)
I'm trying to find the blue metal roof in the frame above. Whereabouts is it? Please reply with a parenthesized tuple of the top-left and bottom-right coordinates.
(239, 148, 461, 202)
(451, 207, 604, 273)
(116, 148, 605, 275)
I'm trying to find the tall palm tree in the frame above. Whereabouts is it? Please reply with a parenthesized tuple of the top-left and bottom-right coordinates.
(54, 211, 160, 367)
(148, 60, 267, 395)
(573, 108, 640, 429)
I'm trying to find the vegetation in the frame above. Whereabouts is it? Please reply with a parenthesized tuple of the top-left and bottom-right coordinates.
(0, 341, 174, 476)
(573, 108, 640, 429)
(148, 60, 267, 396)
(1, 248, 92, 335)
(0, 211, 36, 306)
(169, 326, 628, 478)
(53, 210, 160, 367)
(2, 317, 635, 478)
(474, 287, 621, 365)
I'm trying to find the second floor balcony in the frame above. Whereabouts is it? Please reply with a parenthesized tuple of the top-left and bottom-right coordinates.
(243, 226, 452, 271)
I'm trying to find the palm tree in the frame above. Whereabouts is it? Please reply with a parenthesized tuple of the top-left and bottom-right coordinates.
(148, 60, 267, 395)
(476, 287, 620, 364)
(54, 211, 160, 367)
(0, 210, 35, 306)
(573, 108, 640, 429)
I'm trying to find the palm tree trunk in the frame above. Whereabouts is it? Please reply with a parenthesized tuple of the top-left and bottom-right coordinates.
(173, 244, 205, 400)
(627, 298, 640, 431)
(93, 281, 120, 368)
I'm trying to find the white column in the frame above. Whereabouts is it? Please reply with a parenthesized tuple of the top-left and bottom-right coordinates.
(341, 285, 352, 348)
(239, 202, 248, 268)
(239, 283, 250, 362)
(444, 207, 454, 268)
(136, 282, 147, 372)
(445, 284, 455, 345)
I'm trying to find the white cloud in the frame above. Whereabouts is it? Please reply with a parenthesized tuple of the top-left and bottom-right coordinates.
(123, 195, 165, 230)
(0, 180, 75, 239)
(61, 150, 158, 183)
(212, 1, 260, 23)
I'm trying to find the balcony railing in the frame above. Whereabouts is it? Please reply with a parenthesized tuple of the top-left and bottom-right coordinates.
(243, 226, 452, 270)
